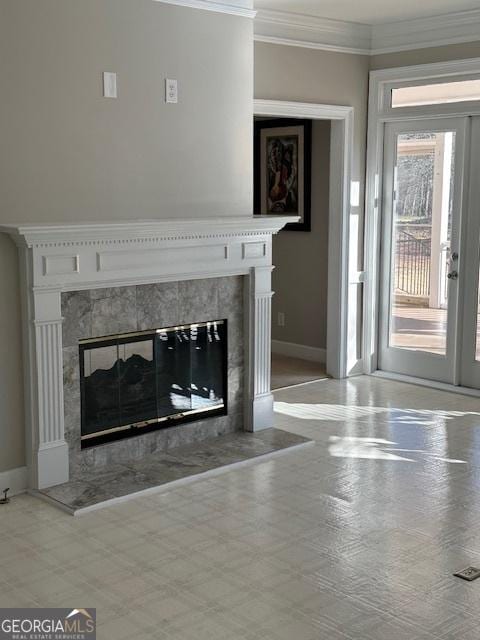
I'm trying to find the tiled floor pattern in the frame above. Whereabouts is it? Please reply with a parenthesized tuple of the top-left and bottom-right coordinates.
(271, 353, 328, 390)
(38, 429, 311, 513)
(3, 376, 480, 638)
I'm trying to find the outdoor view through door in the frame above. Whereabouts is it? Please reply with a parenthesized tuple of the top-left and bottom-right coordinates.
(389, 131, 456, 355)
(371, 64, 480, 387)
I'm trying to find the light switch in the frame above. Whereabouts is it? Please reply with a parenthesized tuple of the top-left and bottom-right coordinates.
(165, 78, 178, 104)
(103, 72, 117, 98)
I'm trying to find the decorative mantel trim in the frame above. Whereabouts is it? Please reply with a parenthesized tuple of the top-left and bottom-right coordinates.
(1, 216, 289, 248)
(1, 216, 295, 490)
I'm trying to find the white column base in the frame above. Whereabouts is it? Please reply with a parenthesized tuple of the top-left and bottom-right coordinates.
(37, 441, 69, 489)
(246, 392, 274, 432)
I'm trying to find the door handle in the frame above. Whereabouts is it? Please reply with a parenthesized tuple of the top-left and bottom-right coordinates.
(447, 271, 458, 280)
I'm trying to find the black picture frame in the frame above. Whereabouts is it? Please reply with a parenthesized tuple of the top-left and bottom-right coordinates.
(254, 118, 312, 232)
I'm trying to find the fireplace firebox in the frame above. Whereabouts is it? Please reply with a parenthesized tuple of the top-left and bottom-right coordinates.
(79, 320, 228, 448)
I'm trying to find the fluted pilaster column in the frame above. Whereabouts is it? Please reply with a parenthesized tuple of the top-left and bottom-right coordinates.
(31, 289, 69, 489)
(245, 266, 274, 431)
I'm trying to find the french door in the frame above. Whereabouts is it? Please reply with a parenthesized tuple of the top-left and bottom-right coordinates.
(379, 116, 480, 388)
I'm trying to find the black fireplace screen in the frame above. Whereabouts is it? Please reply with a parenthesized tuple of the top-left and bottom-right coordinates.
(79, 320, 227, 447)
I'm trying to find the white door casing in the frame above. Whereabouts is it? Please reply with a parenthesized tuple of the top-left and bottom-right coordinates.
(459, 117, 480, 389)
(253, 99, 355, 378)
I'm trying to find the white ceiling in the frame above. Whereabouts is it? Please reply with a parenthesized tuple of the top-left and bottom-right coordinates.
(254, 0, 480, 25)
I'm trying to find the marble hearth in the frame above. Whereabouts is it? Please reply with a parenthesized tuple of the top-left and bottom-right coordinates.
(39, 429, 312, 514)
(1, 216, 297, 491)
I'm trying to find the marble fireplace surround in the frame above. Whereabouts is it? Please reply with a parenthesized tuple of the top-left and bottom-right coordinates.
(1, 216, 294, 490)
(63, 277, 244, 479)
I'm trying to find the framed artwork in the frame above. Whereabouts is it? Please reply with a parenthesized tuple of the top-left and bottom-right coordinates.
(254, 118, 312, 232)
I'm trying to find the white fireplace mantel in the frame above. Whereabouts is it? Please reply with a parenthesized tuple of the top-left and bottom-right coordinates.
(1, 216, 295, 490)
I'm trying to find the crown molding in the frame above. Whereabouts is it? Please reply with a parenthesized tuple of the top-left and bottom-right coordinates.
(153, 0, 256, 19)
(254, 9, 371, 55)
(371, 8, 480, 55)
(254, 7, 480, 56)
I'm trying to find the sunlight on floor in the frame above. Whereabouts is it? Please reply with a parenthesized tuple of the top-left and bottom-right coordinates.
(328, 436, 415, 461)
(328, 435, 466, 464)
(274, 401, 480, 423)
(274, 402, 388, 421)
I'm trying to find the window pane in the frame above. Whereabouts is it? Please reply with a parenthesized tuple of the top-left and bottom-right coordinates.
(392, 79, 480, 108)
(389, 132, 456, 355)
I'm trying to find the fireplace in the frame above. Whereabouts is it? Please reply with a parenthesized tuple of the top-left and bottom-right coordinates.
(60, 278, 243, 477)
(80, 320, 227, 447)
(0, 216, 294, 489)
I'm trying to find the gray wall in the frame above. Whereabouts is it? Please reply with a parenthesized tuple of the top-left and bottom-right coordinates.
(255, 45, 369, 217)
(271, 120, 331, 349)
(0, 240, 24, 473)
(0, 0, 253, 473)
(0, 0, 253, 221)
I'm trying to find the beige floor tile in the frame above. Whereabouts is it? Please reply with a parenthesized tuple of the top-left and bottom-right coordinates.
(3, 376, 480, 638)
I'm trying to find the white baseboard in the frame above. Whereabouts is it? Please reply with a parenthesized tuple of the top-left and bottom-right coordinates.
(0, 466, 28, 497)
(372, 370, 480, 398)
(272, 339, 326, 363)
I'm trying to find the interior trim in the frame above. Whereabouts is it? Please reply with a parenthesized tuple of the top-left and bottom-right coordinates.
(363, 57, 480, 379)
(153, 0, 256, 19)
(372, 370, 480, 398)
(254, 9, 371, 55)
(0, 466, 28, 497)
(272, 339, 326, 363)
(371, 8, 480, 55)
(254, 7, 480, 56)
(254, 99, 356, 378)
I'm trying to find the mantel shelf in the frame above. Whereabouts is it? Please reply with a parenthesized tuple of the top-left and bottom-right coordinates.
(0, 216, 299, 248)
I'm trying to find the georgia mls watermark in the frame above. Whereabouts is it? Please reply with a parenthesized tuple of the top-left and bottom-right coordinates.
(0, 608, 96, 640)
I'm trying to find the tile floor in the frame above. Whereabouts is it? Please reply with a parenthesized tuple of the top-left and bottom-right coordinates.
(3, 375, 480, 638)
(271, 353, 328, 390)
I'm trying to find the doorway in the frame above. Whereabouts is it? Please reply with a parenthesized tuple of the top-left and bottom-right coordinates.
(378, 115, 480, 388)
(254, 115, 330, 389)
(253, 99, 356, 382)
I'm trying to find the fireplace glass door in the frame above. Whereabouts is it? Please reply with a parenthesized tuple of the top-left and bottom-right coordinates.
(80, 320, 227, 447)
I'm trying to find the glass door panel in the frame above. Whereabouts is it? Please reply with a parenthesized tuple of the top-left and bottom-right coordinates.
(389, 131, 456, 356)
(379, 118, 466, 383)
